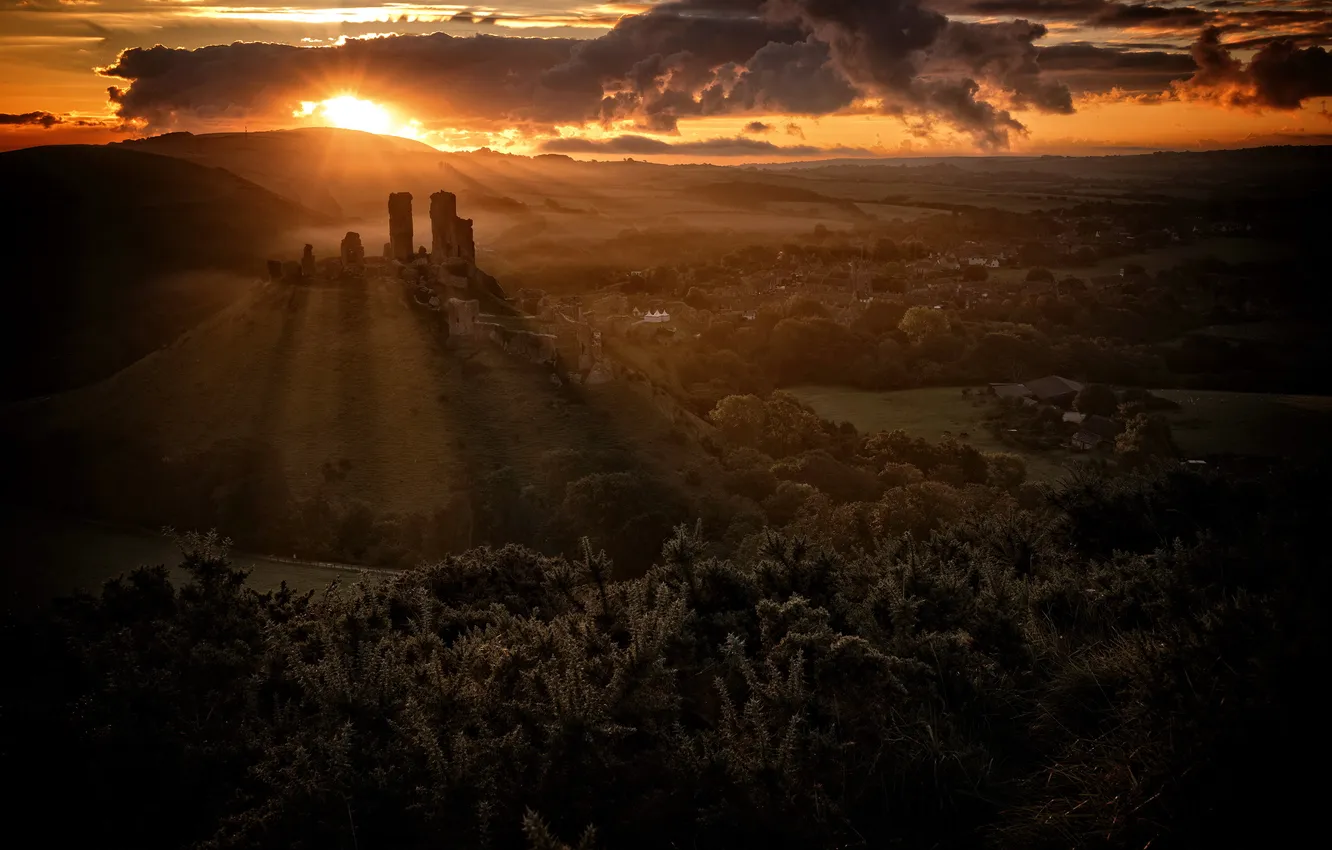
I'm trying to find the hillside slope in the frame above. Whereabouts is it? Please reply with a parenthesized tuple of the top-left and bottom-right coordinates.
(2, 276, 725, 568)
(2, 145, 326, 400)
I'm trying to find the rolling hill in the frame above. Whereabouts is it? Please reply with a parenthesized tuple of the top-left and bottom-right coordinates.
(2, 275, 725, 568)
(2, 144, 326, 401)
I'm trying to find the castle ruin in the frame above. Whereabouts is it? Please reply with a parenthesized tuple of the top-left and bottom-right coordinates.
(340, 232, 365, 266)
(388, 192, 414, 263)
(429, 191, 476, 263)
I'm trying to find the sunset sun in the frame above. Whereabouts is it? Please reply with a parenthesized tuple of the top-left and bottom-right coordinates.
(295, 95, 422, 140)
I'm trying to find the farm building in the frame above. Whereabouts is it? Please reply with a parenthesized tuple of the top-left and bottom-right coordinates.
(1024, 375, 1084, 408)
(990, 383, 1032, 399)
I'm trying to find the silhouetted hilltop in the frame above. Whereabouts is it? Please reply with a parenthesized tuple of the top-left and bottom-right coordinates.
(2, 144, 325, 401)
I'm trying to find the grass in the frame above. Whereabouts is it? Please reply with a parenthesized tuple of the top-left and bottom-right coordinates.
(787, 385, 1332, 478)
(4, 275, 724, 554)
(1072, 237, 1289, 278)
(1185, 321, 1321, 342)
(1153, 389, 1332, 458)
(788, 385, 1078, 483)
(1, 508, 390, 610)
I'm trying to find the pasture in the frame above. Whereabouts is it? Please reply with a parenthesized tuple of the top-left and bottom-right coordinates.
(788, 385, 1079, 483)
(790, 385, 1332, 483)
(1075, 237, 1290, 277)
(1153, 389, 1332, 458)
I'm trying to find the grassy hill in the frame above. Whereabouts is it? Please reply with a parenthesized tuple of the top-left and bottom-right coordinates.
(2, 275, 728, 569)
(1, 144, 326, 401)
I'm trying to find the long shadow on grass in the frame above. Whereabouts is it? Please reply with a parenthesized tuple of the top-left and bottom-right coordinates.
(396, 290, 584, 548)
(397, 292, 697, 567)
(225, 282, 308, 544)
(335, 274, 381, 492)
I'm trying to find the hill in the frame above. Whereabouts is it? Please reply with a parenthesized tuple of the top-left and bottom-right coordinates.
(1, 275, 729, 569)
(1, 145, 326, 401)
(114, 128, 443, 217)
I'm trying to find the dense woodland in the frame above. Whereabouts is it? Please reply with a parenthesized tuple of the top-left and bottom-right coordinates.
(6, 458, 1326, 849)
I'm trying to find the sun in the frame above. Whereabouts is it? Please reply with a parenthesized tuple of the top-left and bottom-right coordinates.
(295, 96, 423, 140)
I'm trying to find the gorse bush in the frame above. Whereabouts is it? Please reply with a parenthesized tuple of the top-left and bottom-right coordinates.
(4, 464, 1325, 850)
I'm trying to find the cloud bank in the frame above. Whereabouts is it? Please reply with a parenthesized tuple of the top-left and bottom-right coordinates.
(92, 0, 1332, 152)
(538, 133, 880, 156)
(0, 111, 64, 128)
(100, 0, 1079, 149)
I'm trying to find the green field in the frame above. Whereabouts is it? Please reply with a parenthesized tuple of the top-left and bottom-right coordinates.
(1185, 321, 1321, 343)
(1154, 389, 1332, 457)
(788, 385, 1079, 482)
(1074, 237, 1289, 277)
(789, 385, 1332, 483)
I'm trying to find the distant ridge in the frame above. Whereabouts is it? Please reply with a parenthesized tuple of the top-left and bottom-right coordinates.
(1, 144, 325, 401)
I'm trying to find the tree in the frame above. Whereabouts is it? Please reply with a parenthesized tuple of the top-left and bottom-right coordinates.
(871, 274, 905, 293)
(851, 299, 907, 336)
(1075, 383, 1119, 417)
(872, 237, 901, 261)
(962, 265, 988, 282)
(898, 305, 950, 344)
(1025, 267, 1055, 283)
(708, 394, 769, 450)
(683, 287, 713, 309)
(1115, 413, 1178, 461)
(767, 317, 865, 384)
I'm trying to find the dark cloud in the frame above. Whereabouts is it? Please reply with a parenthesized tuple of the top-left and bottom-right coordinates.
(786, 122, 807, 138)
(1037, 42, 1197, 93)
(1086, 3, 1213, 29)
(935, 19, 1075, 112)
(1176, 26, 1332, 108)
(743, 120, 774, 132)
(0, 111, 64, 128)
(928, 0, 1217, 28)
(927, 0, 1102, 13)
(99, 0, 1087, 150)
(711, 39, 860, 116)
(538, 133, 879, 157)
(765, 0, 1077, 147)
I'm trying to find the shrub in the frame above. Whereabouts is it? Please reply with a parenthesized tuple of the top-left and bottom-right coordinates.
(8, 464, 1324, 850)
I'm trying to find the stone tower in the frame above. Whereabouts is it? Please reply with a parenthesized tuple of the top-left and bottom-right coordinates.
(388, 192, 413, 263)
(457, 217, 476, 262)
(430, 191, 458, 261)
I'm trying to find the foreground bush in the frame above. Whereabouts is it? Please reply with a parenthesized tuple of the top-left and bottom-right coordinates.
(4, 463, 1325, 850)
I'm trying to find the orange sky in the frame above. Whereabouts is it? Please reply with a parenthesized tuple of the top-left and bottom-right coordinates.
(2, 1, 1329, 159)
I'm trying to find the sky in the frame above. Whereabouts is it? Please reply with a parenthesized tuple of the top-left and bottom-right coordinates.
(1, 0, 1330, 159)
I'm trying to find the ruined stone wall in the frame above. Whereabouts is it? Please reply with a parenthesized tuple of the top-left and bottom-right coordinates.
(340, 231, 365, 266)
(446, 298, 480, 337)
(458, 218, 476, 262)
(475, 322, 558, 366)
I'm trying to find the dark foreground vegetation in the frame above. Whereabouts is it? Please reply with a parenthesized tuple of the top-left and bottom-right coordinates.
(5, 460, 1326, 850)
